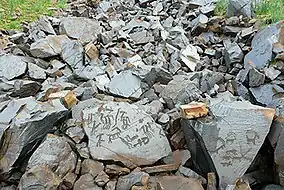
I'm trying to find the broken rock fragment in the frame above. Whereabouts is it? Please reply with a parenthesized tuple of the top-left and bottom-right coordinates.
(244, 21, 284, 69)
(160, 75, 202, 109)
(180, 45, 200, 71)
(27, 134, 77, 178)
(0, 98, 67, 175)
(106, 70, 143, 99)
(60, 17, 102, 44)
(81, 101, 171, 168)
(74, 174, 102, 190)
(182, 92, 275, 188)
(30, 35, 70, 58)
(249, 84, 284, 105)
(18, 165, 61, 190)
(0, 55, 27, 80)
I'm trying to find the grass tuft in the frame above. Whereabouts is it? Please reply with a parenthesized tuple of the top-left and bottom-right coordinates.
(215, 0, 284, 25)
(0, 0, 67, 30)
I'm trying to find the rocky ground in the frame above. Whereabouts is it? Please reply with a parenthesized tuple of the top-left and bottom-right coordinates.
(0, 0, 284, 189)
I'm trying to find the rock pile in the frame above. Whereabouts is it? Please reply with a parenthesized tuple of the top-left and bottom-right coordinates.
(0, 0, 284, 189)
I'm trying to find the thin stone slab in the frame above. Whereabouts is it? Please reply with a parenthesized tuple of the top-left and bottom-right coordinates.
(81, 101, 171, 168)
(60, 17, 103, 44)
(106, 70, 143, 99)
(0, 98, 67, 175)
(244, 21, 284, 69)
(249, 84, 284, 106)
(0, 55, 27, 80)
(28, 63, 46, 80)
(61, 40, 84, 69)
(27, 134, 77, 178)
(182, 92, 275, 189)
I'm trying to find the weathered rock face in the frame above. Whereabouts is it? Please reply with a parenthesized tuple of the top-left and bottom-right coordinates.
(73, 174, 102, 190)
(18, 165, 61, 190)
(149, 176, 204, 190)
(106, 70, 143, 99)
(160, 75, 202, 109)
(0, 55, 27, 80)
(81, 101, 172, 168)
(244, 21, 284, 69)
(30, 35, 70, 58)
(59, 17, 103, 44)
(0, 98, 67, 175)
(27, 134, 77, 178)
(182, 92, 275, 189)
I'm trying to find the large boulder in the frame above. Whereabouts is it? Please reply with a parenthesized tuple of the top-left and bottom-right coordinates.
(80, 101, 172, 168)
(182, 92, 275, 189)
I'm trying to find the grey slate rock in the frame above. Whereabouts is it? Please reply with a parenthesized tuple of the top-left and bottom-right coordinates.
(244, 21, 284, 69)
(264, 67, 281, 80)
(250, 84, 284, 105)
(60, 17, 103, 44)
(10, 80, 41, 98)
(28, 63, 46, 80)
(66, 125, 85, 143)
(0, 98, 67, 175)
(224, 40, 244, 67)
(248, 68, 265, 87)
(106, 70, 143, 99)
(81, 101, 171, 168)
(29, 16, 56, 35)
(27, 134, 77, 178)
(182, 92, 275, 188)
(18, 165, 60, 190)
(30, 35, 70, 58)
(160, 75, 202, 109)
(61, 40, 84, 70)
(0, 55, 27, 80)
(95, 171, 110, 186)
(227, 0, 253, 18)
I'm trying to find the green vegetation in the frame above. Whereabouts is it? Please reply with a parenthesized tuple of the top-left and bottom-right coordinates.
(0, 0, 66, 30)
(215, 0, 284, 25)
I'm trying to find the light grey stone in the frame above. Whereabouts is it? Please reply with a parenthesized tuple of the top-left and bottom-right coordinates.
(66, 126, 85, 143)
(81, 101, 171, 168)
(106, 70, 142, 99)
(160, 75, 202, 109)
(0, 98, 67, 175)
(30, 35, 70, 58)
(95, 171, 109, 186)
(224, 40, 244, 67)
(244, 22, 284, 69)
(105, 179, 117, 190)
(61, 40, 84, 69)
(264, 67, 281, 80)
(27, 134, 77, 178)
(182, 92, 275, 188)
(28, 63, 46, 80)
(0, 55, 27, 80)
(60, 17, 103, 44)
(250, 84, 284, 105)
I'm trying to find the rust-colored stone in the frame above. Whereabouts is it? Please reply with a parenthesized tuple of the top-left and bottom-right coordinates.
(180, 102, 208, 119)
(63, 91, 78, 109)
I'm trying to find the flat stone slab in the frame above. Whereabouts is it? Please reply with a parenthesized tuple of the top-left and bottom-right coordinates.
(60, 17, 103, 44)
(0, 55, 27, 80)
(81, 101, 171, 168)
(183, 92, 275, 189)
